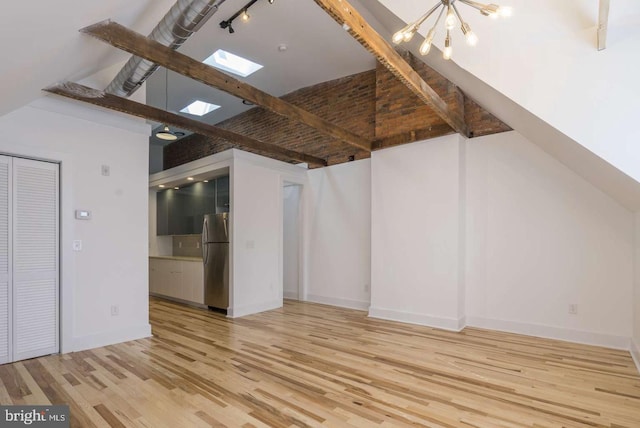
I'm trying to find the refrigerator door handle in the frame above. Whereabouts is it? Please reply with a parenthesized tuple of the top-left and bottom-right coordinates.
(223, 215, 228, 240)
(202, 218, 209, 265)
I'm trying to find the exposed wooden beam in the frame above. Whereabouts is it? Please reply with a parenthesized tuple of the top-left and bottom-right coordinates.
(372, 123, 454, 150)
(598, 0, 610, 51)
(44, 82, 327, 167)
(80, 20, 371, 153)
(313, 0, 468, 137)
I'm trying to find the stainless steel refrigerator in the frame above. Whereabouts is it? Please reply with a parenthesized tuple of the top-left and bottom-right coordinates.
(202, 213, 229, 310)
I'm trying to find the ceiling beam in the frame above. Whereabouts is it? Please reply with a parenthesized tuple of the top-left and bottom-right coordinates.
(372, 123, 455, 150)
(44, 82, 327, 167)
(80, 20, 371, 153)
(313, 0, 468, 137)
(598, 0, 610, 51)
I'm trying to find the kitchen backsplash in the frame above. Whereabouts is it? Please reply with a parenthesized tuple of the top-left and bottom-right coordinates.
(172, 235, 203, 258)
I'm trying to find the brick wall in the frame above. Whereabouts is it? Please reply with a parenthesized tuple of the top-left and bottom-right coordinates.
(164, 53, 509, 170)
(465, 97, 512, 137)
(375, 51, 462, 140)
(165, 71, 376, 169)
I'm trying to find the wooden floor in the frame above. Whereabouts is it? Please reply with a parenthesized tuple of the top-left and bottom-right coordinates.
(1, 298, 639, 427)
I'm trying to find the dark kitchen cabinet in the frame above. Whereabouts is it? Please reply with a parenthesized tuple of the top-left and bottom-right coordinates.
(215, 175, 229, 214)
(157, 175, 229, 236)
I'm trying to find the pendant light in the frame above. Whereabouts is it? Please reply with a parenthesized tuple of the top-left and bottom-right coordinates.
(155, 68, 182, 141)
(393, 0, 512, 61)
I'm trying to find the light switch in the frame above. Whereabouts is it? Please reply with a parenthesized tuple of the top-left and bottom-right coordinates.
(246, 240, 255, 249)
(75, 210, 92, 220)
(73, 240, 82, 251)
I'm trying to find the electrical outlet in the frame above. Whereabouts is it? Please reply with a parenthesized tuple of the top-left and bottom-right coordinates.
(568, 304, 578, 315)
(179, 241, 182, 248)
(111, 305, 119, 316)
(364, 283, 370, 292)
(101, 164, 110, 176)
(196, 242, 200, 248)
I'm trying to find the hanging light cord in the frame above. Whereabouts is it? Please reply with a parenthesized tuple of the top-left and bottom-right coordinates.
(155, 68, 184, 141)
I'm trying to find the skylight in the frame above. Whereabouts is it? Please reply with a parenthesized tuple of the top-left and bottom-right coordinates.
(180, 100, 221, 117)
(203, 49, 263, 78)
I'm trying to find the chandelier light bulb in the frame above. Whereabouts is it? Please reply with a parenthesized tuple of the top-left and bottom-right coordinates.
(419, 28, 437, 55)
(443, 31, 452, 60)
(443, 45, 453, 60)
(419, 39, 431, 56)
(445, 8, 457, 30)
(392, 29, 405, 44)
(498, 6, 513, 17)
(403, 26, 418, 42)
(393, 22, 414, 44)
(466, 31, 478, 46)
(461, 23, 478, 46)
(481, 4, 500, 18)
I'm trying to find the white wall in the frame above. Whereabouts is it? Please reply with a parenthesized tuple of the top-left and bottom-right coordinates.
(230, 158, 284, 317)
(283, 185, 301, 299)
(633, 214, 640, 368)
(466, 132, 633, 348)
(0, 98, 151, 353)
(370, 135, 465, 330)
(306, 160, 371, 310)
(369, 131, 634, 348)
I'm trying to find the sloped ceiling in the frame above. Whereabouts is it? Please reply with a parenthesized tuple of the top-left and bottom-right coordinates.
(2, 0, 640, 208)
(145, 0, 377, 132)
(0, 0, 183, 118)
(378, 0, 640, 184)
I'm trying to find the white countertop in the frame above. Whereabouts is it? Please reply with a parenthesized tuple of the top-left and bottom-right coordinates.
(150, 255, 202, 262)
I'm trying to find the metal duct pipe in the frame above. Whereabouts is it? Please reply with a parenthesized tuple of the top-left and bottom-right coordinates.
(105, 0, 227, 97)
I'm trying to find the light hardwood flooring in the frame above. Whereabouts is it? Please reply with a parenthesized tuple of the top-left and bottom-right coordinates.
(1, 297, 639, 427)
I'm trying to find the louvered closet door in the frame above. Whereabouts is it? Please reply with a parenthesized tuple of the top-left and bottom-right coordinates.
(0, 156, 11, 364)
(12, 158, 59, 362)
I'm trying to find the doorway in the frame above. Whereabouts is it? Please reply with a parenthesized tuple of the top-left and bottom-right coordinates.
(283, 183, 302, 300)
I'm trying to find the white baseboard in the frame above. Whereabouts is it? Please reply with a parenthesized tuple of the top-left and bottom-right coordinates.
(306, 294, 370, 311)
(283, 291, 299, 300)
(631, 339, 640, 375)
(467, 316, 630, 350)
(368, 306, 465, 332)
(228, 299, 282, 318)
(72, 323, 152, 353)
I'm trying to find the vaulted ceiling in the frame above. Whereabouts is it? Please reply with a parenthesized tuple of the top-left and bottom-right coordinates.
(43, 0, 510, 168)
(379, 0, 640, 184)
(2, 0, 640, 206)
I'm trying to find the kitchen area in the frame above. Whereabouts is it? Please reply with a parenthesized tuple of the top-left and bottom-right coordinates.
(148, 149, 307, 318)
(149, 173, 230, 311)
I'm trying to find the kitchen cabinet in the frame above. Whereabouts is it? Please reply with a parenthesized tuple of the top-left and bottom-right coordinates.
(157, 176, 229, 236)
(149, 258, 203, 305)
(215, 175, 229, 214)
(182, 261, 204, 304)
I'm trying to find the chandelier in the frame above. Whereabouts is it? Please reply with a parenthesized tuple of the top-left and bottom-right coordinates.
(392, 0, 512, 60)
